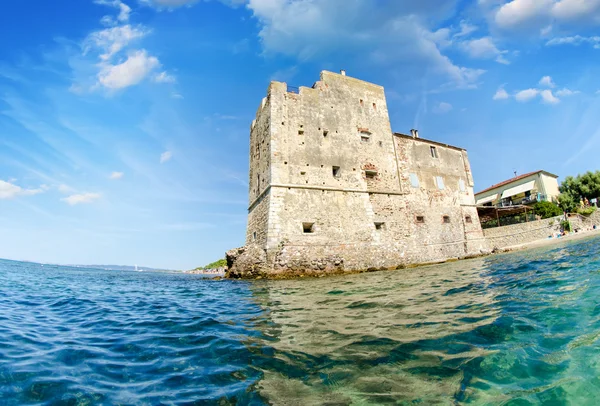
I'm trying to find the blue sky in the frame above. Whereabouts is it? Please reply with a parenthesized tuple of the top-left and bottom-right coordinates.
(1, 0, 600, 269)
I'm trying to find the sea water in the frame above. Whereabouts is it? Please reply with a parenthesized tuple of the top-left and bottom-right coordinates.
(1, 236, 600, 405)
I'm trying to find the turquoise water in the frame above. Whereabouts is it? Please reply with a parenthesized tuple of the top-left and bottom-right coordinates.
(2, 236, 600, 405)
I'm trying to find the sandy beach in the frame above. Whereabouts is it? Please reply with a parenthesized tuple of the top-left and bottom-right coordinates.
(504, 227, 600, 252)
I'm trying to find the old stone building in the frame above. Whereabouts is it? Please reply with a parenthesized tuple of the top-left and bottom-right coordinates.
(227, 70, 489, 278)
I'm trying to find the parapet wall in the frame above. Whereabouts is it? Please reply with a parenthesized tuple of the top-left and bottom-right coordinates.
(483, 216, 564, 249)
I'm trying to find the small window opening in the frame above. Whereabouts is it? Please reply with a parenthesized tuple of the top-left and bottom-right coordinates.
(252, 231, 257, 241)
(436, 176, 445, 190)
(443, 216, 451, 224)
(430, 146, 438, 158)
(361, 135, 370, 142)
(373, 103, 377, 110)
(302, 222, 314, 233)
(332, 166, 340, 177)
(374, 222, 385, 230)
(300, 171, 306, 175)
(257, 174, 260, 186)
(323, 130, 329, 137)
(378, 141, 383, 147)
(284, 161, 288, 165)
(365, 170, 377, 179)
(465, 215, 473, 223)
(360, 99, 364, 106)
(300, 124, 303, 128)
(416, 216, 425, 224)
(409, 173, 420, 188)
(298, 130, 304, 135)
(282, 122, 285, 125)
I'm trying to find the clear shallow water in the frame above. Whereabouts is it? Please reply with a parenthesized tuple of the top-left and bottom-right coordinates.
(2, 236, 600, 405)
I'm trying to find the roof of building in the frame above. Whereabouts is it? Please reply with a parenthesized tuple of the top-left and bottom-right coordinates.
(475, 170, 559, 196)
(393, 133, 466, 152)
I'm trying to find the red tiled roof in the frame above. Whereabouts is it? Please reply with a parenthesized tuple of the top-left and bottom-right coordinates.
(475, 170, 558, 196)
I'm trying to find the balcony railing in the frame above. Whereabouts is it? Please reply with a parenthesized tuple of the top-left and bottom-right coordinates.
(497, 194, 547, 207)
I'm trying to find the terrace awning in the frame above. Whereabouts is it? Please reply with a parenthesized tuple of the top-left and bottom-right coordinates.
(476, 194, 498, 205)
(500, 180, 536, 199)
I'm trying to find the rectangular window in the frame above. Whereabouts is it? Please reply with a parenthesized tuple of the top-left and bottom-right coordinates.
(443, 215, 451, 224)
(361, 135, 370, 142)
(435, 176, 445, 190)
(459, 178, 466, 192)
(365, 170, 378, 179)
(323, 130, 329, 137)
(252, 231, 257, 241)
(374, 222, 385, 230)
(409, 173, 420, 188)
(302, 222, 315, 233)
(416, 216, 425, 224)
(430, 146, 438, 158)
(332, 166, 340, 177)
(465, 215, 472, 223)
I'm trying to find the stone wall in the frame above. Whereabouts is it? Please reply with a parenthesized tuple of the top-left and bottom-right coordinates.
(483, 215, 564, 249)
(232, 70, 490, 278)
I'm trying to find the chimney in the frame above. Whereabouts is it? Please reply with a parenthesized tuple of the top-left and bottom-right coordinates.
(340, 69, 346, 76)
(415, 130, 419, 138)
(410, 129, 415, 137)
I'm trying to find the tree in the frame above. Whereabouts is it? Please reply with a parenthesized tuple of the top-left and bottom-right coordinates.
(532, 201, 562, 219)
(558, 170, 600, 212)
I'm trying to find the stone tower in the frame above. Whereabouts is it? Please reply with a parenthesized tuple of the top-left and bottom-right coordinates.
(230, 71, 488, 278)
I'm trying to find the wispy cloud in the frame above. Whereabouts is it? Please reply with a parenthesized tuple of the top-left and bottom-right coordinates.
(160, 150, 172, 163)
(153, 71, 177, 83)
(493, 87, 509, 100)
(433, 101, 453, 114)
(110, 171, 124, 179)
(61, 193, 102, 205)
(0, 180, 46, 200)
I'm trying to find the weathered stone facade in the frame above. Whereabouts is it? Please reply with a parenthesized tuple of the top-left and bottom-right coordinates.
(228, 71, 490, 278)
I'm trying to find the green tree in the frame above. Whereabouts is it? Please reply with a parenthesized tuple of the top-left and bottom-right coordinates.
(203, 258, 227, 269)
(532, 201, 562, 219)
(558, 170, 600, 212)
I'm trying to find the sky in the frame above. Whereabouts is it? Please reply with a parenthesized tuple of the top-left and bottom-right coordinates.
(1, 0, 600, 269)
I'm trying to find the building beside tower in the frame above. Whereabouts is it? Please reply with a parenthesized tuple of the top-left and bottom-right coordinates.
(227, 70, 489, 278)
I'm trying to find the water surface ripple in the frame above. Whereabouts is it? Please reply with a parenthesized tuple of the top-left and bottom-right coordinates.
(2, 236, 600, 405)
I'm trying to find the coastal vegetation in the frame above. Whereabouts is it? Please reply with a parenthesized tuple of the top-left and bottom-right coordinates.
(531, 201, 562, 219)
(558, 170, 600, 212)
(200, 258, 227, 270)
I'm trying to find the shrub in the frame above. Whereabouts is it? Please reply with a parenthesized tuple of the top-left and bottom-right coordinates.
(560, 220, 572, 232)
(533, 201, 563, 219)
(577, 206, 597, 216)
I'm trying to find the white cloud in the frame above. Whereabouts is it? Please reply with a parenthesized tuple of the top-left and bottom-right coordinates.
(540, 89, 560, 104)
(493, 0, 600, 31)
(454, 20, 478, 38)
(539, 75, 555, 88)
(153, 71, 177, 83)
(61, 193, 101, 205)
(141, 0, 199, 7)
(0, 180, 46, 200)
(58, 184, 74, 193)
(461, 36, 509, 64)
(85, 25, 148, 61)
(433, 101, 453, 114)
(160, 150, 173, 163)
(171, 92, 184, 99)
(94, 0, 132, 22)
(110, 171, 124, 179)
(495, 0, 554, 29)
(493, 87, 510, 100)
(515, 88, 540, 102)
(546, 35, 600, 48)
(556, 88, 580, 96)
(244, 0, 485, 88)
(97, 50, 160, 89)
